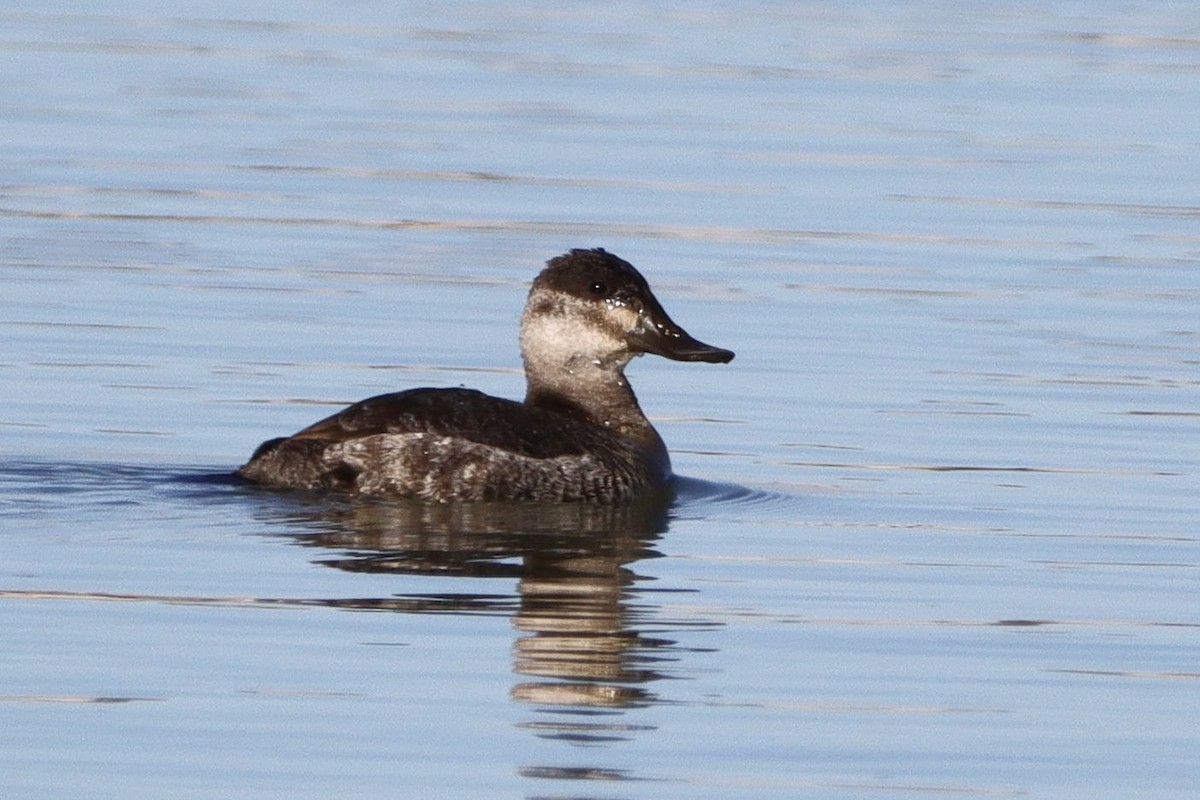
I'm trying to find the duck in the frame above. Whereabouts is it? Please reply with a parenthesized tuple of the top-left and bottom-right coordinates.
(236, 248, 734, 503)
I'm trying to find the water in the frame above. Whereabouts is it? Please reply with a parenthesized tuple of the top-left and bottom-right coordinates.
(3, 2, 1199, 798)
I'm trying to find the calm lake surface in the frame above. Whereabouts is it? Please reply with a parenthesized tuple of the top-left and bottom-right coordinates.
(3, 2, 1199, 798)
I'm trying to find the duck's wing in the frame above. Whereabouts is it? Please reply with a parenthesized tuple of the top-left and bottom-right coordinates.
(290, 387, 591, 459)
(239, 387, 656, 500)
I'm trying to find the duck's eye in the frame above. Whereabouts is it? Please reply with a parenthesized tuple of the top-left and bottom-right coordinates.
(589, 281, 608, 297)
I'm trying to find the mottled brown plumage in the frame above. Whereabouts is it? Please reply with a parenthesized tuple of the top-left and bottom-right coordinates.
(237, 249, 733, 502)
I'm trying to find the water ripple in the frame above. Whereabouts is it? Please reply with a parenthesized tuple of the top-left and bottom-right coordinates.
(671, 475, 806, 517)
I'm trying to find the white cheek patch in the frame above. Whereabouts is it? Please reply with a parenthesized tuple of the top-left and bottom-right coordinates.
(521, 290, 631, 366)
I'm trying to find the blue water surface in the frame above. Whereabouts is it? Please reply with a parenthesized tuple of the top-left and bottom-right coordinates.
(3, 2, 1199, 798)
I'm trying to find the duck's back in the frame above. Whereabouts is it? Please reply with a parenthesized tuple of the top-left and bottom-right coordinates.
(236, 388, 667, 502)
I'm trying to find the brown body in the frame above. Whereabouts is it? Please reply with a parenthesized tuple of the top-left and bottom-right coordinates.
(237, 249, 733, 502)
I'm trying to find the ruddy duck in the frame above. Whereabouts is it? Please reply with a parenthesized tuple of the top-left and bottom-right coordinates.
(237, 248, 734, 502)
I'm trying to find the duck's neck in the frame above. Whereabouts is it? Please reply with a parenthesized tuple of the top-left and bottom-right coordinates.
(524, 354, 659, 441)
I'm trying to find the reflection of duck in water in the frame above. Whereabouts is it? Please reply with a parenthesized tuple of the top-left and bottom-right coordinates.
(279, 495, 669, 581)
(277, 496, 687, 712)
(238, 248, 733, 502)
(511, 543, 673, 711)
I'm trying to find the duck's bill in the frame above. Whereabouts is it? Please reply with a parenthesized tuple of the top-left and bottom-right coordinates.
(656, 334, 736, 363)
(631, 308, 735, 364)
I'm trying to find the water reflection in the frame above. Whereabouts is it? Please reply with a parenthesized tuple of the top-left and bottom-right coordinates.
(5, 458, 721, 783)
(257, 492, 708, 726)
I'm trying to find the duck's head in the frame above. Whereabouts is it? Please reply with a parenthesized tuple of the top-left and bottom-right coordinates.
(519, 248, 735, 376)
